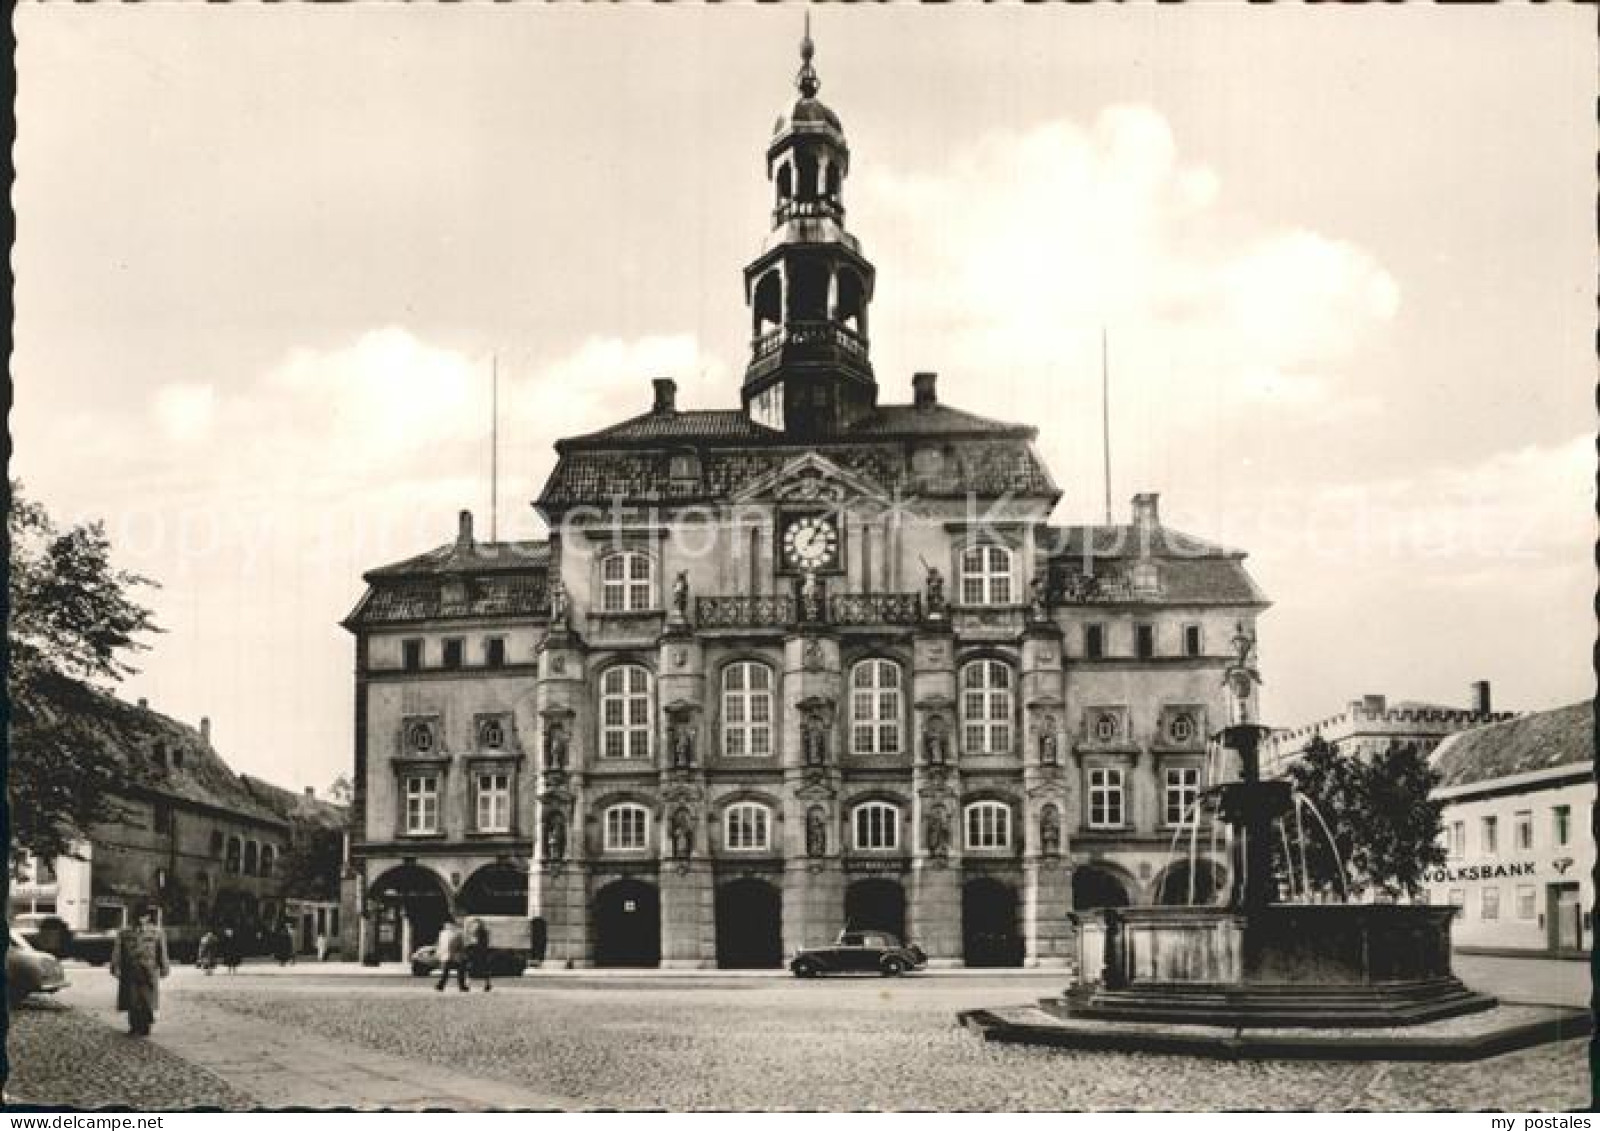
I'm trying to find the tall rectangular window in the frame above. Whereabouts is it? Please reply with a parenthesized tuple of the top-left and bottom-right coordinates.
(1135, 624, 1155, 659)
(1088, 768, 1125, 830)
(402, 639, 423, 671)
(1165, 767, 1200, 827)
(1553, 805, 1572, 847)
(1481, 816, 1498, 855)
(485, 638, 506, 668)
(475, 772, 511, 833)
(1183, 624, 1202, 657)
(1085, 624, 1105, 660)
(442, 639, 464, 670)
(1481, 887, 1500, 921)
(1450, 821, 1466, 857)
(1514, 810, 1533, 851)
(404, 776, 440, 835)
(1516, 885, 1537, 920)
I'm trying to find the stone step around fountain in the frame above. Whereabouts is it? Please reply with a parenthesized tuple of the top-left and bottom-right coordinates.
(1052, 977, 1498, 1028)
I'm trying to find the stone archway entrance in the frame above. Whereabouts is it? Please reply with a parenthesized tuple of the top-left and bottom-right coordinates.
(593, 879, 660, 968)
(844, 878, 906, 941)
(715, 878, 783, 969)
(1072, 865, 1133, 911)
(962, 877, 1023, 967)
(458, 863, 529, 917)
(368, 865, 451, 963)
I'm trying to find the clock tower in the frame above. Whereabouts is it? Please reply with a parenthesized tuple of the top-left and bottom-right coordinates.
(741, 22, 877, 437)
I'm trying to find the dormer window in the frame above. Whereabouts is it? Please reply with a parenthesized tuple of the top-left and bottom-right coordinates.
(601, 551, 653, 613)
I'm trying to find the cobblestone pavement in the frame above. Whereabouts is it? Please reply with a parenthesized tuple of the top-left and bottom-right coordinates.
(4, 997, 254, 1109)
(11, 966, 1590, 1110)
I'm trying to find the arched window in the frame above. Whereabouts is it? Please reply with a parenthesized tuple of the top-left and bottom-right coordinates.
(243, 840, 259, 877)
(959, 544, 1013, 606)
(259, 844, 275, 878)
(850, 659, 902, 755)
(961, 660, 1014, 755)
(724, 802, 771, 852)
(722, 662, 774, 757)
(225, 836, 242, 875)
(600, 551, 653, 613)
(964, 802, 1012, 850)
(600, 664, 652, 759)
(604, 803, 650, 852)
(853, 802, 901, 851)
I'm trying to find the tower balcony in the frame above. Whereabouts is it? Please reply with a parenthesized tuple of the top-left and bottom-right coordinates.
(771, 196, 845, 227)
(694, 592, 922, 630)
(747, 320, 870, 383)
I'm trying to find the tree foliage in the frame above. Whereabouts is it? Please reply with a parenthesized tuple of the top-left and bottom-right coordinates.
(8, 482, 162, 863)
(278, 823, 345, 903)
(1279, 734, 1446, 901)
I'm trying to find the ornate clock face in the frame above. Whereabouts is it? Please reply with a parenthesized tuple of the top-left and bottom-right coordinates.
(782, 514, 840, 571)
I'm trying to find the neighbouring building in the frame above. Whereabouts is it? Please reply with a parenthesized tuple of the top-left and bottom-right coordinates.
(9, 695, 342, 958)
(344, 30, 1268, 969)
(1423, 701, 1593, 957)
(239, 776, 353, 956)
(1263, 681, 1512, 776)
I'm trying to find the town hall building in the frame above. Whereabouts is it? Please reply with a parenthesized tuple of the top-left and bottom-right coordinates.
(344, 31, 1269, 968)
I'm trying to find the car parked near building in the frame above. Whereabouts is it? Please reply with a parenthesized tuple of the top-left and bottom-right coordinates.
(790, 931, 928, 977)
(8, 929, 69, 1006)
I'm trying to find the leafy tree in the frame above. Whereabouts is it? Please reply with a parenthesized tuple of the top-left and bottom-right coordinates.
(277, 824, 345, 903)
(1277, 734, 1445, 901)
(326, 774, 354, 806)
(8, 483, 161, 864)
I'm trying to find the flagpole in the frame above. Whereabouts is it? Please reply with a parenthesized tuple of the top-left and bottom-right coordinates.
(491, 353, 499, 543)
(1101, 327, 1112, 526)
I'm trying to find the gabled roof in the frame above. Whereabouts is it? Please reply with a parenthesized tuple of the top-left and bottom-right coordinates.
(365, 539, 549, 581)
(239, 775, 347, 830)
(1431, 701, 1593, 790)
(345, 572, 550, 629)
(560, 410, 780, 446)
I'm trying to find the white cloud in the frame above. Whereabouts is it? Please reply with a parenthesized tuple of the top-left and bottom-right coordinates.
(151, 381, 217, 444)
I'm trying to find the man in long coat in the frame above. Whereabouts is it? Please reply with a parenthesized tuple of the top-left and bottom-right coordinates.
(110, 906, 171, 1036)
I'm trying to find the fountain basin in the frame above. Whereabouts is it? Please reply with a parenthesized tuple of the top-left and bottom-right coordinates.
(1062, 905, 1496, 1027)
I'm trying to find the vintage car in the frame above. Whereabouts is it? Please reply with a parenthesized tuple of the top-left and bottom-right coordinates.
(8, 929, 69, 1007)
(789, 930, 928, 977)
(14, 913, 72, 958)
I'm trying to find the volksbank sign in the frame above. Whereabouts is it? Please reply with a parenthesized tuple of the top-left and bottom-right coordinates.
(1424, 860, 1539, 884)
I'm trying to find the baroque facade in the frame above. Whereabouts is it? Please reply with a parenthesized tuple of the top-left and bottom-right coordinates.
(344, 32, 1268, 968)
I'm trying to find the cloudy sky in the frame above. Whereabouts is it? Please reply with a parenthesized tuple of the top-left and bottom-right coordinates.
(14, 5, 1594, 793)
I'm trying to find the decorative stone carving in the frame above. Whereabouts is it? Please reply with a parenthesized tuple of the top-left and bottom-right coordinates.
(797, 696, 835, 767)
(672, 570, 690, 618)
(549, 578, 570, 627)
(802, 637, 824, 671)
(924, 564, 947, 618)
(922, 715, 950, 766)
(1029, 573, 1049, 620)
(670, 723, 695, 769)
(799, 571, 824, 624)
(543, 719, 570, 771)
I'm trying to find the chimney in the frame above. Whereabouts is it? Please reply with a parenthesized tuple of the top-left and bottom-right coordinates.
(1471, 680, 1492, 714)
(456, 509, 474, 549)
(200, 717, 211, 745)
(304, 786, 316, 798)
(1131, 493, 1160, 535)
(137, 697, 148, 710)
(912, 372, 938, 409)
(652, 377, 677, 415)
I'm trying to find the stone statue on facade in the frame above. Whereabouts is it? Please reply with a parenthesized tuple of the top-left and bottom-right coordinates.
(925, 805, 950, 857)
(670, 809, 693, 859)
(543, 811, 566, 862)
(671, 724, 695, 770)
(672, 570, 690, 618)
(806, 807, 827, 858)
(799, 571, 823, 623)
(549, 578, 570, 627)
(803, 719, 827, 767)
(1040, 804, 1061, 857)
(1039, 727, 1058, 766)
(923, 720, 948, 766)
(545, 722, 569, 771)
(924, 564, 946, 617)
(1029, 573, 1048, 620)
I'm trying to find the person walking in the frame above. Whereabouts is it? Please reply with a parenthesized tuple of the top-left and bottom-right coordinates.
(220, 927, 242, 974)
(273, 922, 295, 966)
(197, 929, 218, 975)
(315, 931, 329, 963)
(434, 918, 468, 992)
(468, 918, 493, 992)
(109, 906, 170, 1037)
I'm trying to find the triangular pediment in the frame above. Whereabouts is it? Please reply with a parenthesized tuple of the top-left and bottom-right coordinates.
(729, 452, 893, 507)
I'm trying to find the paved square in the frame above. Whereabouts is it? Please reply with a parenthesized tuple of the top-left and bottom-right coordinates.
(6, 958, 1588, 1110)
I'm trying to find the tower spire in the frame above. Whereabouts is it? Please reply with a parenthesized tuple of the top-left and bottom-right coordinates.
(797, 12, 819, 99)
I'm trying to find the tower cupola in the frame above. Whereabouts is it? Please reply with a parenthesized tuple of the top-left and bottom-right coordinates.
(742, 18, 877, 436)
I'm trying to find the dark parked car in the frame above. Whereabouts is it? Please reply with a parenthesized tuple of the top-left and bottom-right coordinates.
(789, 930, 927, 977)
(8, 929, 69, 1007)
(71, 930, 117, 967)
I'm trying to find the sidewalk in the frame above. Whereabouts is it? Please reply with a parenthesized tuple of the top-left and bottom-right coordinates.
(55, 979, 578, 1110)
(65, 958, 1070, 980)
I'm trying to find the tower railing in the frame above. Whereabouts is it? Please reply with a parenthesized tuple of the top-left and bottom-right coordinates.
(772, 197, 845, 225)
